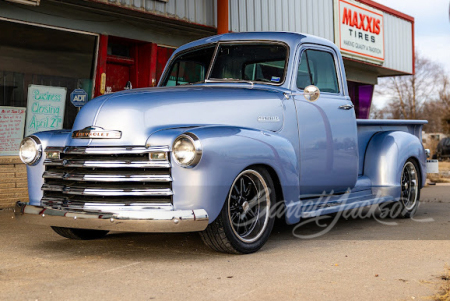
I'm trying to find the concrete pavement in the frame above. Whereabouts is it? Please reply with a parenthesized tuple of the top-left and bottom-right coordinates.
(1, 185, 449, 301)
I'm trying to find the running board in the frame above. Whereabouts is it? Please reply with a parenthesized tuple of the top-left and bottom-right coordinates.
(300, 194, 394, 218)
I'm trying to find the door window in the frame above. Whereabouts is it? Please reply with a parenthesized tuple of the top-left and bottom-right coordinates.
(297, 49, 339, 93)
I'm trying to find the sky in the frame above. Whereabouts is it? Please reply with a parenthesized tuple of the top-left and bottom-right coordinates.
(372, 0, 450, 108)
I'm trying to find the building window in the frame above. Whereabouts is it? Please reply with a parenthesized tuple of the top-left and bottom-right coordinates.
(0, 20, 97, 155)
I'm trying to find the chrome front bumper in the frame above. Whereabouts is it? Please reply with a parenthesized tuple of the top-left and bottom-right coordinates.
(14, 202, 209, 233)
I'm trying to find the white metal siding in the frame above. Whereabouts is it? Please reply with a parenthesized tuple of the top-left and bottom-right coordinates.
(98, 0, 412, 74)
(229, 0, 413, 74)
(382, 13, 413, 74)
(101, 0, 217, 27)
(229, 0, 334, 42)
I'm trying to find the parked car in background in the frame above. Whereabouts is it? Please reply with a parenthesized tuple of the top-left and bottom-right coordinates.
(435, 138, 450, 161)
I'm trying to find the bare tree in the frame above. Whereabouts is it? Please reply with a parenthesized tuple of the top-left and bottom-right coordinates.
(375, 52, 445, 120)
(438, 75, 450, 133)
(420, 99, 446, 132)
(374, 52, 450, 134)
(369, 104, 388, 119)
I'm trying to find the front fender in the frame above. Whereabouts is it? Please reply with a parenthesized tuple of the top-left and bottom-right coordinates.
(147, 126, 299, 223)
(24, 130, 72, 205)
(363, 131, 426, 198)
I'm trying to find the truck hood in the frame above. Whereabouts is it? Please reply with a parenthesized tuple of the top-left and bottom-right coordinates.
(70, 85, 286, 146)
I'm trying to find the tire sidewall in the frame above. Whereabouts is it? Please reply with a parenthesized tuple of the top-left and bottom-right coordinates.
(221, 167, 276, 254)
(399, 159, 421, 218)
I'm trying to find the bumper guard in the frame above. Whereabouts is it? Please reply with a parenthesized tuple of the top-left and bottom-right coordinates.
(14, 202, 209, 233)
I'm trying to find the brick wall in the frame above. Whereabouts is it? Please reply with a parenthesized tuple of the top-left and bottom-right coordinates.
(0, 156, 29, 209)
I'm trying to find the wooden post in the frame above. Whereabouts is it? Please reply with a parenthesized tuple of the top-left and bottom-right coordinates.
(94, 35, 108, 97)
(217, 0, 229, 34)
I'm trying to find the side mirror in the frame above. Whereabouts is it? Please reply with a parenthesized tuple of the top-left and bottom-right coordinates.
(425, 149, 431, 158)
(304, 85, 320, 102)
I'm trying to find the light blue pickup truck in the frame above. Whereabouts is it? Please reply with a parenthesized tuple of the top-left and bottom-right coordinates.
(16, 32, 427, 254)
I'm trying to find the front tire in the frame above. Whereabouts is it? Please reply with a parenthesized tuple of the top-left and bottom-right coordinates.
(51, 227, 109, 240)
(200, 167, 276, 254)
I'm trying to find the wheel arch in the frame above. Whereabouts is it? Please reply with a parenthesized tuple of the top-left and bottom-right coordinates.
(407, 156, 423, 189)
(149, 125, 300, 224)
(245, 163, 286, 214)
(363, 131, 426, 198)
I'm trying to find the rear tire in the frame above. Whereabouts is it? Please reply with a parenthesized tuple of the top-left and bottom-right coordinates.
(51, 227, 109, 240)
(200, 167, 276, 254)
(379, 159, 421, 218)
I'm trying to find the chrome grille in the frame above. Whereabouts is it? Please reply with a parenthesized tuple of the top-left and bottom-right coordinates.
(42, 146, 172, 210)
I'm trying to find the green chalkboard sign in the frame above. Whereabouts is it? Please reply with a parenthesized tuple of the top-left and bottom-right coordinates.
(25, 84, 67, 136)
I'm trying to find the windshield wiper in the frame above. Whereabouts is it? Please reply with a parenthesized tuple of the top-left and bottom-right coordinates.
(179, 80, 205, 86)
(205, 78, 255, 85)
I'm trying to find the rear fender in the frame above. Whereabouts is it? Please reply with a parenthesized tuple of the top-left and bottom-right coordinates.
(363, 131, 426, 199)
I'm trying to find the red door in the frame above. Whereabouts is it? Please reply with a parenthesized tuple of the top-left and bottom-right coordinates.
(105, 40, 137, 94)
(95, 35, 176, 97)
(156, 46, 175, 83)
(106, 58, 134, 93)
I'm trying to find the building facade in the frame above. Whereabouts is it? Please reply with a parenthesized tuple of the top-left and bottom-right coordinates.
(0, 0, 414, 208)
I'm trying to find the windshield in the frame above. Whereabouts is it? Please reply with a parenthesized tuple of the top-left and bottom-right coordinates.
(161, 42, 288, 86)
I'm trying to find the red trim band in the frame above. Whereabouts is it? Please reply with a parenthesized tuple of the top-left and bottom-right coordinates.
(355, 0, 414, 22)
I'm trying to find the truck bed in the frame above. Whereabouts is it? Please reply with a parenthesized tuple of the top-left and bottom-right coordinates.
(356, 119, 427, 176)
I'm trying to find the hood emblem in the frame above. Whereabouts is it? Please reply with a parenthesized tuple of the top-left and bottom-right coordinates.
(72, 126, 122, 139)
(257, 116, 280, 123)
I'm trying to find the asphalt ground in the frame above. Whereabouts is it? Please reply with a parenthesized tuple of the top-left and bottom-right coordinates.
(1, 185, 450, 301)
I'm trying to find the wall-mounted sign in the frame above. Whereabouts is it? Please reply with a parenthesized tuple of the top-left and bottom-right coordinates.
(0, 106, 26, 156)
(5, 0, 40, 6)
(70, 89, 88, 107)
(25, 85, 67, 136)
(334, 0, 385, 64)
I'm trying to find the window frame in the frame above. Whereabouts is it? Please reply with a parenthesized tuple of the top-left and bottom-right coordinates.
(294, 45, 343, 95)
(159, 40, 290, 87)
(160, 44, 217, 87)
(206, 41, 290, 86)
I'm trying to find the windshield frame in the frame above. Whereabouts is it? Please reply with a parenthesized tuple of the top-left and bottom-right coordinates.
(159, 40, 290, 87)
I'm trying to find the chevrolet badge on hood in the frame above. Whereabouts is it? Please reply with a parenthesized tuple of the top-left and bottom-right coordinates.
(72, 126, 122, 139)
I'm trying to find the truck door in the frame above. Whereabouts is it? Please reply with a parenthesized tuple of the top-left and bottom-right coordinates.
(293, 46, 358, 196)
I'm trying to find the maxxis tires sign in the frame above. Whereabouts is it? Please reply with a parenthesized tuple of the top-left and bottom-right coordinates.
(334, 0, 385, 65)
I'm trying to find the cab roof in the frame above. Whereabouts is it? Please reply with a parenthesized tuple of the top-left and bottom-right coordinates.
(174, 31, 339, 55)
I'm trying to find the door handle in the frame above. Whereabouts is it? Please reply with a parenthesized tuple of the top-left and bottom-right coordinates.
(339, 104, 354, 110)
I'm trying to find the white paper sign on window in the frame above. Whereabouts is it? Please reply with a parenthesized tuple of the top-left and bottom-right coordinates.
(335, 0, 385, 64)
(0, 106, 26, 156)
(25, 85, 67, 136)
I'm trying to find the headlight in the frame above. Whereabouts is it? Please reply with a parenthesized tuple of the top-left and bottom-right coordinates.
(172, 133, 202, 168)
(19, 136, 42, 165)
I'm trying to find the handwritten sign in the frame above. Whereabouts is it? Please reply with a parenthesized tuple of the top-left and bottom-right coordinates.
(25, 85, 67, 136)
(0, 106, 26, 156)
